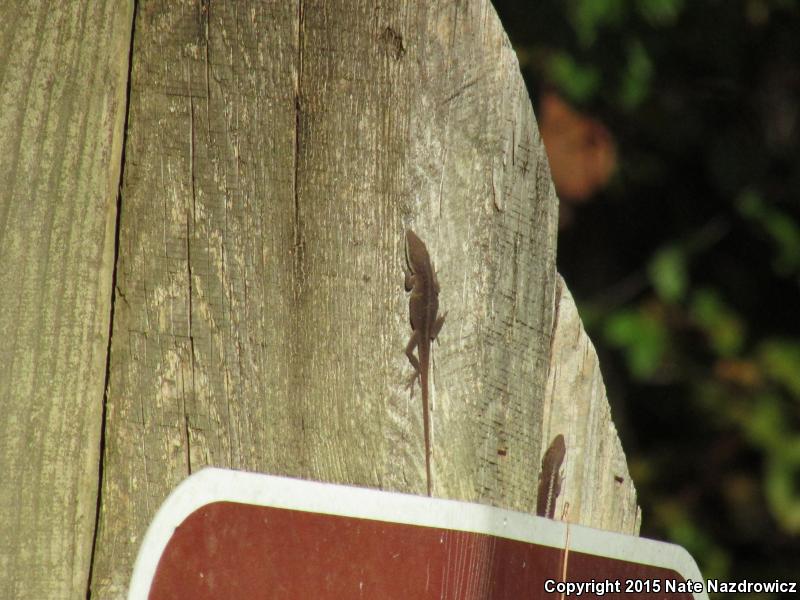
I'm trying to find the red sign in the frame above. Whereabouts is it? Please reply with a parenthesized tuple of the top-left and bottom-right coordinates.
(129, 469, 707, 599)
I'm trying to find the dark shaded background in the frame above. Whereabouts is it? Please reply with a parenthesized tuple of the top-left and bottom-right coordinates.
(491, 0, 799, 595)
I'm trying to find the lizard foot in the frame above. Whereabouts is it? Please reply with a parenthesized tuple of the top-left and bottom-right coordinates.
(405, 372, 419, 397)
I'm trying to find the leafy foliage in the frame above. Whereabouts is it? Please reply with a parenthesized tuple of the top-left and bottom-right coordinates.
(492, 0, 800, 592)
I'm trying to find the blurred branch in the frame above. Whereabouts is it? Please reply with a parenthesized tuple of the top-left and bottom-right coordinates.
(586, 215, 731, 311)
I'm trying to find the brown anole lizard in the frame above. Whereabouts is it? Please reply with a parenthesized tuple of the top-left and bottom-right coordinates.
(404, 229, 446, 497)
(536, 434, 566, 518)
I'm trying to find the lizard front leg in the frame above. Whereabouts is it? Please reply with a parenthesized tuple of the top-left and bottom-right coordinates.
(404, 268, 415, 292)
(430, 313, 447, 341)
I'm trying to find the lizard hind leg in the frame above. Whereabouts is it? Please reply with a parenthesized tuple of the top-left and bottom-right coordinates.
(404, 330, 421, 395)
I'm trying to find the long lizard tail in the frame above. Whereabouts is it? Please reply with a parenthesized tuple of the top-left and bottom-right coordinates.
(420, 349, 432, 497)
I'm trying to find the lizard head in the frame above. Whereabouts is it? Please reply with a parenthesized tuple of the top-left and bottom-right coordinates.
(405, 229, 431, 271)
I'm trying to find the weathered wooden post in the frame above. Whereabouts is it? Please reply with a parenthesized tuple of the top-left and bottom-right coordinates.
(0, 3, 639, 598)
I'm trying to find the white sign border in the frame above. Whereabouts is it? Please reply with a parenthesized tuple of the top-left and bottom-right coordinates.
(128, 468, 708, 600)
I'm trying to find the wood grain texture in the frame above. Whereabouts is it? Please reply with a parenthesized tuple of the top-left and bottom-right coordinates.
(90, 2, 299, 596)
(0, 2, 133, 599)
(542, 276, 642, 533)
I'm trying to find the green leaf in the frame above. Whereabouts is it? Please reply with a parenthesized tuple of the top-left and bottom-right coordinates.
(635, 0, 685, 26)
(737, 189, 800, 275)
(765, 441, 800, 534)
(618, 40, 653, 110)
(745, 392, 786, 449)
(568, 0, 626, 47)
(758, 339, 800, 398)
(689, 289, 744, 357)
(648, 244, 687, 303)
(604, 307, 668, 379)
(547, 52, 601, 103)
